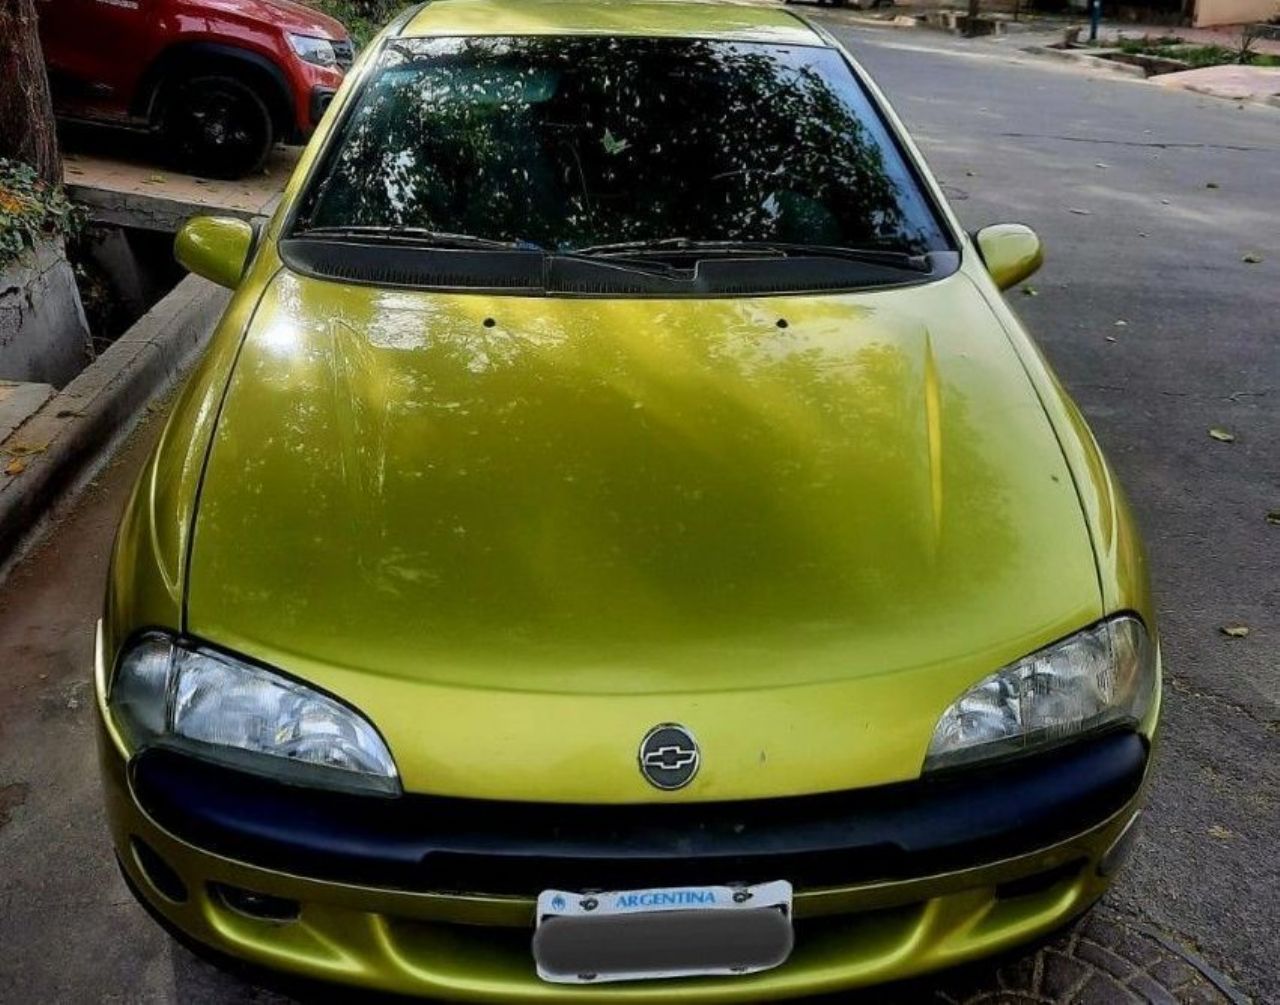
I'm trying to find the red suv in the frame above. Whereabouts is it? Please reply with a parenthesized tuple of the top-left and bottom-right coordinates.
(38, 0, 354, 179)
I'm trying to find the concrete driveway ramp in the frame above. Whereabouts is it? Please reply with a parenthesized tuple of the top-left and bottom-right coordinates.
(1155, 65, 1280, 104)
(0, 382, 54, 443)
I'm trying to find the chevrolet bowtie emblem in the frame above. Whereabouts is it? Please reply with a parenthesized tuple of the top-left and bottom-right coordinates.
(638, 724, 700, 790)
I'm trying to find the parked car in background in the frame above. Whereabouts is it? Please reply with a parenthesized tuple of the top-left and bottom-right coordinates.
(37, 0, 354, 178)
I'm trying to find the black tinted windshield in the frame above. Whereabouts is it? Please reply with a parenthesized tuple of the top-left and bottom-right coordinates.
(294, 36, 951, 256)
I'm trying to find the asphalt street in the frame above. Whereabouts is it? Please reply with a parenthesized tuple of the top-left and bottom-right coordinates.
(0, 19, 1277, 1004)
(825, 19, 1280, 999)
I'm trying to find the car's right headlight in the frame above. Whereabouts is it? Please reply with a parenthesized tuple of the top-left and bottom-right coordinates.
(110, 633, 399, 796)
(925, 615, 1156, 773)
(288, 33, 338, 68)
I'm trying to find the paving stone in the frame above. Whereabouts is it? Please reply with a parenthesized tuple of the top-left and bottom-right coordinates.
(1076, 939, 1138, 980)
(1125, 972, 1184, 1005)
(1075, 973, 1142, 1004)
(995, 951, 1041, 993)
(1040, 950, 1091, 999)
(1104, 923, 1174, 968)
(1146, 953, 1202, 989)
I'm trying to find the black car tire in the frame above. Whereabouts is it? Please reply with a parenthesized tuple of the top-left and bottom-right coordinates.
(161, 74, 274, 180)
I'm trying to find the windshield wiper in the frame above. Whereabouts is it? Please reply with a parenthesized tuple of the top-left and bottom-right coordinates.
(573, 238, 932, 272)
(298, 226, 686, 279)
(297, 225, 533, 251)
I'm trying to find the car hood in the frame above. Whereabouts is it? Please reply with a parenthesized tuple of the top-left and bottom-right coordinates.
(195, 0, 347, 39)
(185, 267, 1102, 799)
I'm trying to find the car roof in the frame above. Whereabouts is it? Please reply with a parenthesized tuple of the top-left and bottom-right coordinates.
(399, 0, 828, 46)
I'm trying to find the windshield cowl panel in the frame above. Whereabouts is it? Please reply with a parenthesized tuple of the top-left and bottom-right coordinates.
(278, 236, 959, 298)
(289, 35, 953, 296)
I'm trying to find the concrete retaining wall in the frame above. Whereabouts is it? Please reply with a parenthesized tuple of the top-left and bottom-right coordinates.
(0, 273, 230, 564)
(0, 239, 93, 388)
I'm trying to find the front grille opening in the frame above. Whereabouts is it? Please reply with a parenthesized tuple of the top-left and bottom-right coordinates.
(421, 845, 907, 898)
(131, 838, 188, 903)
(210, 882, 301, 923)
(994, 859, 1084, 901)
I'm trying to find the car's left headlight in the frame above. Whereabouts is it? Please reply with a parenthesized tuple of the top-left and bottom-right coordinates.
(925, 615, 1155, 772)
(109, 633, 400, 796)
(288, 33, 338, 68)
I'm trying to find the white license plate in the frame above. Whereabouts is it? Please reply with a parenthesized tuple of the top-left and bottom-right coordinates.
(532, 880, 794, 985)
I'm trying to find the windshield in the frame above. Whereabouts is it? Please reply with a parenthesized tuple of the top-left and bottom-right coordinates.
(293, 36, 951, 256)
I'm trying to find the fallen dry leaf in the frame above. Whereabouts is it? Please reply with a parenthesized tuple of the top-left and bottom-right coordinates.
(1114, 320, 1128, 328)
(1267, 510, 1280, 525)
(1220, 623, 1250, 638)
(1208, 427, 1236, 443)
(1242, 252, 1263, 264)
(1022, 286, 1038, 297)
(4, 458, 26, 476)
(1206, 182, 1220, 189)
(1208, 823, 1233, 840)
(1067, 207, 1092, 216)
(5, 443, 47, 457)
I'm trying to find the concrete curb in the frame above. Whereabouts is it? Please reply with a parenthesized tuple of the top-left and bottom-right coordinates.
(0, 274, 230, 563)
(1021, 45, 1280, 108)
(66, 182, 282, 233)
(1174, 81, 1280, 109)
(1021, 44, 1148, 78)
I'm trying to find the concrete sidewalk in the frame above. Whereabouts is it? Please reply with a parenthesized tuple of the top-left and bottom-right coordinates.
(62, 134, 298, 231)
(782, 0, 1280, 105)
(1154, 63, 1280, 104)
(0, 275, 229, 568)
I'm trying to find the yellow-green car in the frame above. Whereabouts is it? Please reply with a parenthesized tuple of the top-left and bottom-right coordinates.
(97, 0, 1159, 999)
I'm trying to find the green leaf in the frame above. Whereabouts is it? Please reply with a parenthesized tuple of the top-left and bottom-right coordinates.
(1208, 427, 1236, 442)
(601, 128, 631, 156)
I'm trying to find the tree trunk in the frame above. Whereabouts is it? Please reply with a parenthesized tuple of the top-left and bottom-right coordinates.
(966, 0, 982, 35)
(0, 0, 62, 186)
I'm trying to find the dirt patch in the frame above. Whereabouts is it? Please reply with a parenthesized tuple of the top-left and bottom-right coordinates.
(0, 781, 29, 830)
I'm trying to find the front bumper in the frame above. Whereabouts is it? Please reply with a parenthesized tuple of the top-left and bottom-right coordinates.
(100, 717, 1149, 1001)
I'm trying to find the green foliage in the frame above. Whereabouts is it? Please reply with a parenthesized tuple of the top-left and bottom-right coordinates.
(1113, 34, 1280, 67)
(0, 158, 87, 271)
(307, 0, 410, 47)
(1113, 35, 1183, 55)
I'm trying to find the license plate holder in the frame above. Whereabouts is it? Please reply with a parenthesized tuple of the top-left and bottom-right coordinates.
(533, 880, 794, 985)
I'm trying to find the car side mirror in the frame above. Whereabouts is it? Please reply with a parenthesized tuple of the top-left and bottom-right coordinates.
(175, 216, 256, 289)
(974, 224, 1043, 291)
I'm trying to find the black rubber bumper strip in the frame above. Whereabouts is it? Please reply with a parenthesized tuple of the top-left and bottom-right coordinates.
(130, 731, 1147, 896)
